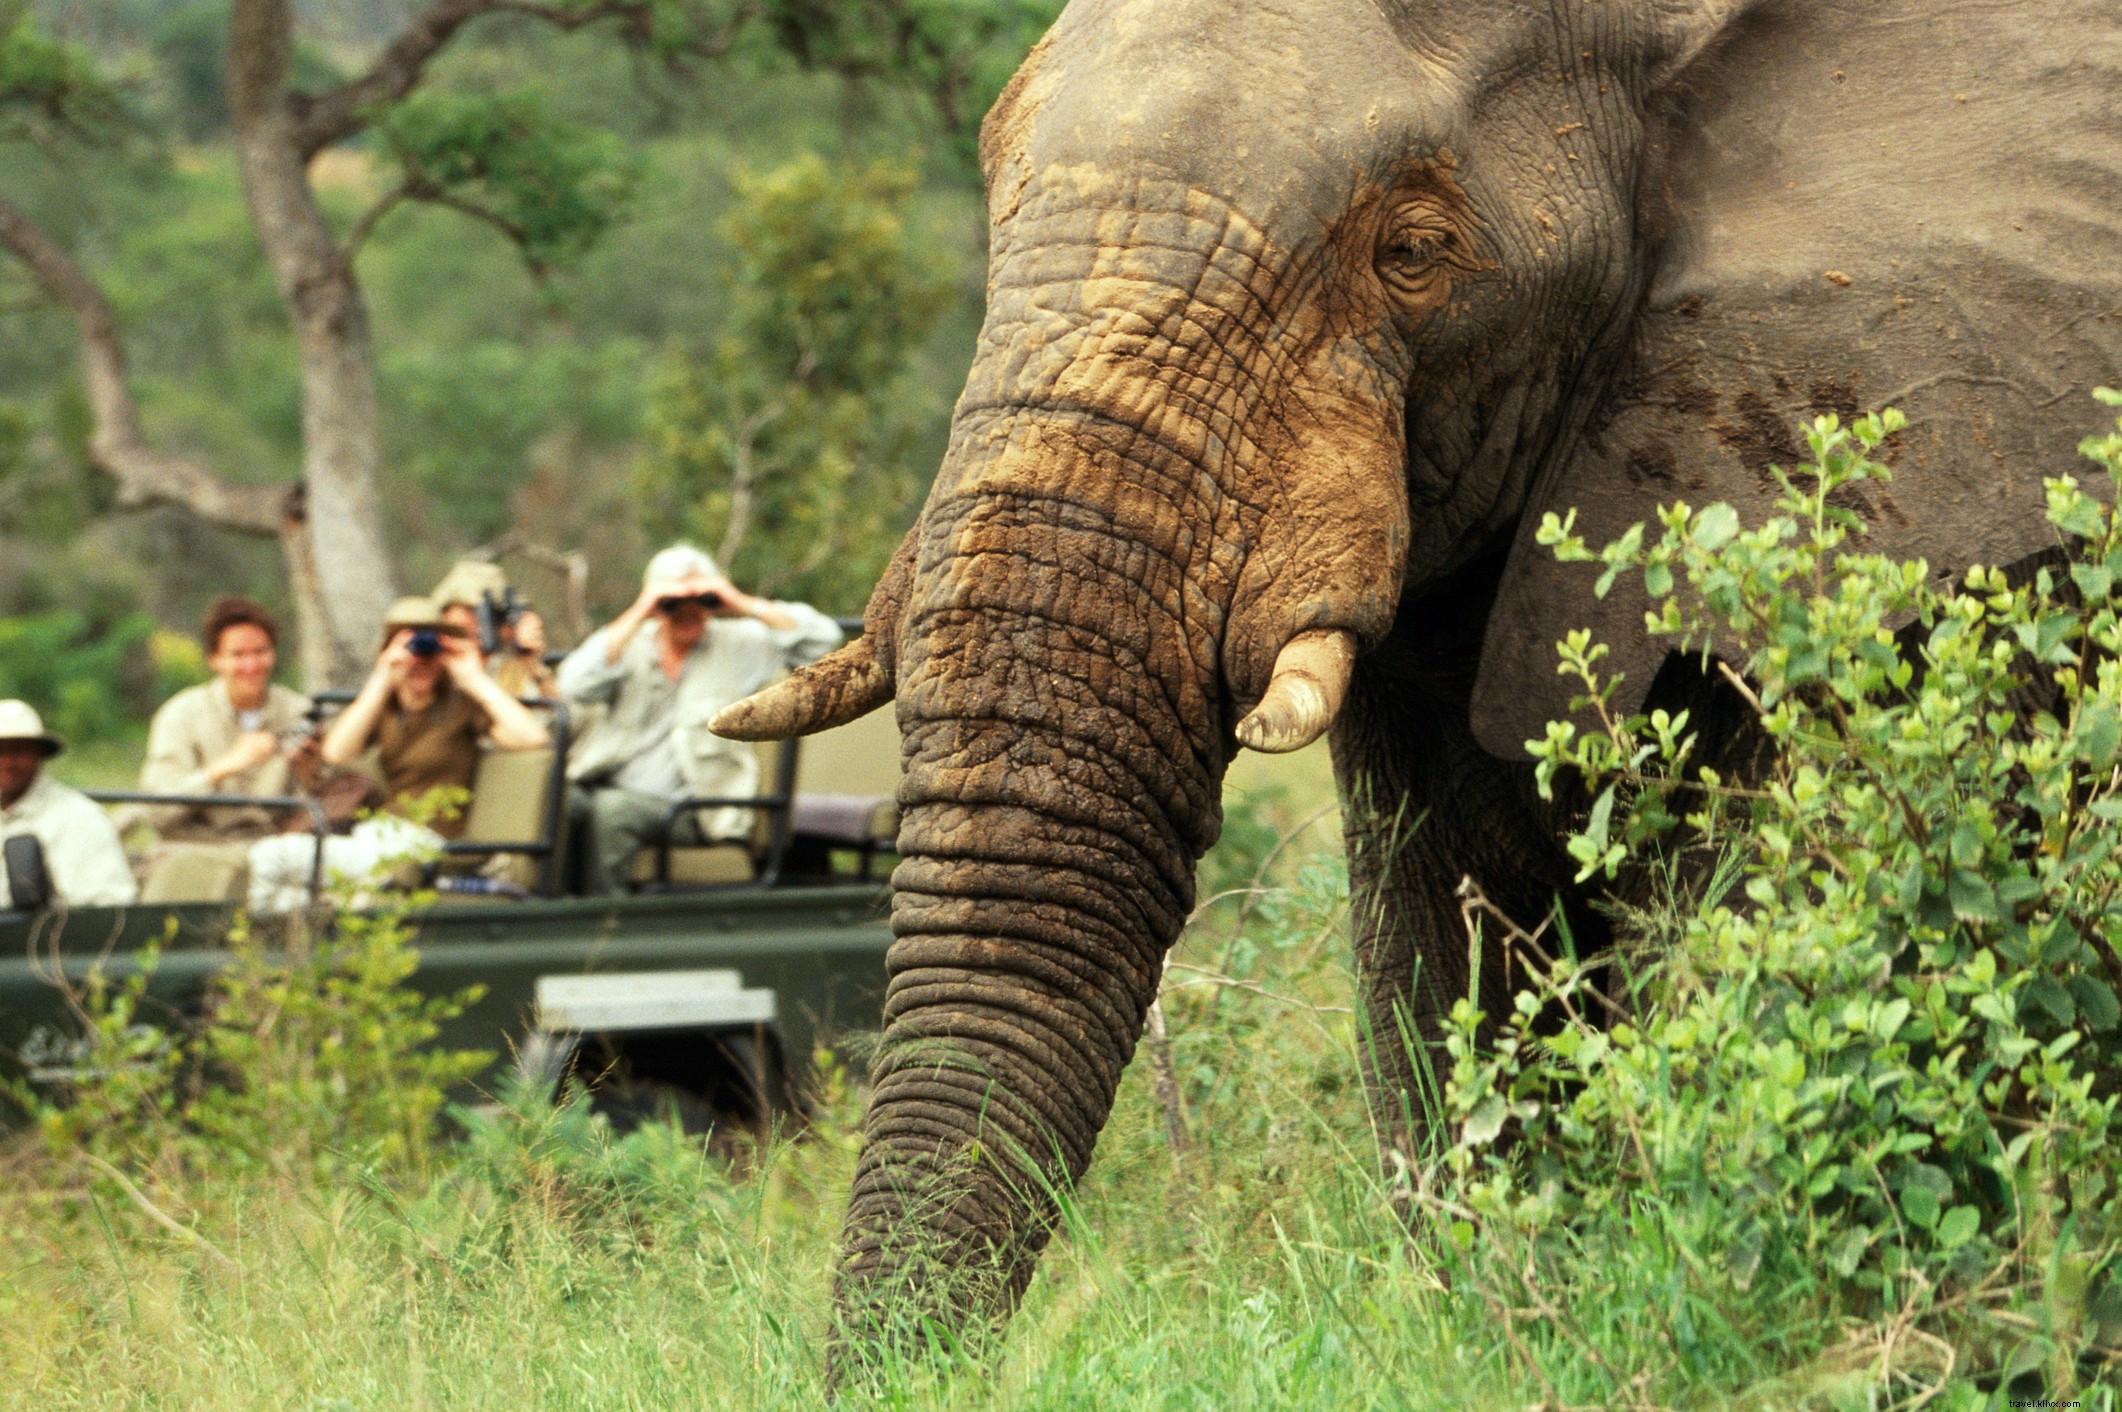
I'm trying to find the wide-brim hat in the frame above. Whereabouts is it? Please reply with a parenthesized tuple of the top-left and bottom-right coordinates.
(430, 560, 510, 610)
(0, 700, 64, 757)
(379, 596, 470, 648)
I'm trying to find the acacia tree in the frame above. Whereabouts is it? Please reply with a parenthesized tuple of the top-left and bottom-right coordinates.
(2, 0, 1050, 683)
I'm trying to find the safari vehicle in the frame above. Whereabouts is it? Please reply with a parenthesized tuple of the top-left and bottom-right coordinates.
(0, 671, 902, 1136)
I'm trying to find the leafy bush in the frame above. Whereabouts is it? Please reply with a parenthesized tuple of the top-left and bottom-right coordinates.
(1434, 402, 2122, 1395)
(0, 606, 168, 747)
(21, 897, 489, 1183)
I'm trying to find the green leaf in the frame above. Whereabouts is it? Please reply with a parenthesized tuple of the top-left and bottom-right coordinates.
(1643, 560, 1673, 598)
(1948, 870, 1998, 924)
(1828, 1227, 1871, 1277)
(2073, 561, 2114, 602)
(1937, 1205, 1979, 1250)
(2080, 705, 2121, 772)
(2023, 976, 2076, 1028)
(1900, 1182, 1941, 1230)
(1461, 1095, 1507, 1147)
(1725, 1224, 1764, 1290)
(1693, 502, 1740, 552)
(2070, 975, 2120, 1032)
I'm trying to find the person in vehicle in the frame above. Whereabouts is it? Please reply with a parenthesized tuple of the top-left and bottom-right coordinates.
(321, 597, 551, 835)
(558, 544, 841, 894)
(139, 595, 312, 842)
(432, 560, 558, 700)
(246, 598, 550, 912)
(0, 700, 137, 908)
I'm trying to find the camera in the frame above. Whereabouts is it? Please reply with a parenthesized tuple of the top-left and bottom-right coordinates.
(476, 587, 528, 657)
(408, 629, 443, 659)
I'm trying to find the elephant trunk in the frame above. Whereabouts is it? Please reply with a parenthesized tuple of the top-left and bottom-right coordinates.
(831, 412, 1226, 1357)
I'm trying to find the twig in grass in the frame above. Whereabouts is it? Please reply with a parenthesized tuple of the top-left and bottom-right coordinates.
(1141, 983, 1191, 1178)
(1160, 964, 1354, 1016)
(80, 1153, 234, 1268)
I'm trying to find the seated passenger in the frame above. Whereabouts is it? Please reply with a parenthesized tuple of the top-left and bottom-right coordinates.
(139, 595, 312, 842)
(0, 700, 137, 908)
(246, 598, 550, 912)
(432, 560, 557, 701)
(558, 545, 841, 895)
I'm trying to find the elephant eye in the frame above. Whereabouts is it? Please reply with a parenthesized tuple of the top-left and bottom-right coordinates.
(1383, 232, 1446, 264)
(1374, 215, 1465, 308)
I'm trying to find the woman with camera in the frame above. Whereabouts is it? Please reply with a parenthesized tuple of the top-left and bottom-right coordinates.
(320, 597, 550, 835)
(247, 598, 548, 913)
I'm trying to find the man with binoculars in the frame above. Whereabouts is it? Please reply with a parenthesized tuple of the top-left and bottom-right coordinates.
(557, 544, 841, 894)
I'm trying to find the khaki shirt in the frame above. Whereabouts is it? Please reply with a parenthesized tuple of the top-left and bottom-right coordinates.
(373, 685, 490, 839)
(557, 605, 841, 840)
(140, 680, 312, 841)
(0, 771, 138, 908)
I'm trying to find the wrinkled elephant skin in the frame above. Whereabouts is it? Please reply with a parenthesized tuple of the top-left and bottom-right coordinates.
(714, 0, 2122, 1365)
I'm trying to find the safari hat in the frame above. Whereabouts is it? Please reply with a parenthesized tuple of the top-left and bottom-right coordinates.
(0, 700, 64, 757)
(430, 559, 510, 610)
(642, 544, 722, 595)
(378, 596, 469, 649)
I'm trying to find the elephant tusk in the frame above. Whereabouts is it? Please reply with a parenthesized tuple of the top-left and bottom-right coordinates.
(1234, 628, 1356, 754)
(712, 638, 894, 740)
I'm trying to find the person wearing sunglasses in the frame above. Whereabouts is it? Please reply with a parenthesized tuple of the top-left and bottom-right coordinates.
(556, 544, 841, 894)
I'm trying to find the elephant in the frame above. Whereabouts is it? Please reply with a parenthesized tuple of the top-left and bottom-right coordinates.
(714, 0, 2122, 1359)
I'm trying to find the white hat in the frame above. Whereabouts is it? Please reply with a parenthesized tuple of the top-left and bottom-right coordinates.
(0, 700, 64, 757)
(643, 543, 722, 593)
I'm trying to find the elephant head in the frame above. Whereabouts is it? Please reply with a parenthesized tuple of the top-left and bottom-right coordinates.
(715, 0, 2122, 1358)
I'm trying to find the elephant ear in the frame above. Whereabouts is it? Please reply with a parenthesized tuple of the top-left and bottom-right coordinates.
(1470, 0, 2122, 759)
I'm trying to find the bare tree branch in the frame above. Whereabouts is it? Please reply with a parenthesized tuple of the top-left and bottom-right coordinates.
(342, 180, 412, 263)
(0, 194, 290, 536)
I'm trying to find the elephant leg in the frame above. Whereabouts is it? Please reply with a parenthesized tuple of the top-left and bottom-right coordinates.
(1330, 550, 1600, 1168)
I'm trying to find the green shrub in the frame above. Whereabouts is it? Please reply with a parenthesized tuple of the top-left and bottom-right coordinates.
(20, 896, 489, 1184)
(1434, 402, 2122, 1395)
(0, 606, 162, 747)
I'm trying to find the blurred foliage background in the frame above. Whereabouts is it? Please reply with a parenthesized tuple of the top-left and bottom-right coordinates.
(0, 0, 1057, 755)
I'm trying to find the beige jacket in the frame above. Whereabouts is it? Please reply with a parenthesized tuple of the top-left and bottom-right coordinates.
(140, 680, 312, 840)
(557, 606, 841, 840)
(0, 770, 138, 908)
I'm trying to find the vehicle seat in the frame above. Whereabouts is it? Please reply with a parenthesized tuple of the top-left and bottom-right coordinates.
(140, 841, 252, 904)
(447, 745, 557, 894)
(786, 708, 901, 877)
(630, 738, 784, 888)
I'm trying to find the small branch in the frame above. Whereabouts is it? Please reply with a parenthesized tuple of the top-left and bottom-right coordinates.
(1141, 985, 1191, 1177)
(80, 1153, 237, 1268)
(1714, 658, 1767, 718)
(1160, 964, 1354, 1016)
(342, 181, 412, 263)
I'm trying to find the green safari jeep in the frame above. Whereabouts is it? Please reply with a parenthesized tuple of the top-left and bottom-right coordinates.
(0, 692, 903, 1136)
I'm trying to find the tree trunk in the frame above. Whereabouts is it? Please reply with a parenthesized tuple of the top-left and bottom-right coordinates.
(230, 0, 397, 687)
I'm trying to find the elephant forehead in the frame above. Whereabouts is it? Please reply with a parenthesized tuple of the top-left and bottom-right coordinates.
(1016, 0, 1449, 233)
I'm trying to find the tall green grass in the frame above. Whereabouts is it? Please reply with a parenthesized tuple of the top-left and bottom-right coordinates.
(0, 784, 1522, 1411)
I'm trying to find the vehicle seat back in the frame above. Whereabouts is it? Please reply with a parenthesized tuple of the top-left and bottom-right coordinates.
(457, 746, 556, 891)
(140, 841, 252, 905)
(789, 708, 901, 847)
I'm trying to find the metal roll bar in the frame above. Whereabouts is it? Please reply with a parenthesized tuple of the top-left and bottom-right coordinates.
(87, 790, 332, 902)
